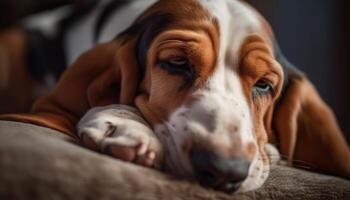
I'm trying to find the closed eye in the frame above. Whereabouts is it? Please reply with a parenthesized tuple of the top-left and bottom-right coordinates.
(157, 58, 193, 75)
(168, 59, 188, 66)
(157, 57, 196, 89)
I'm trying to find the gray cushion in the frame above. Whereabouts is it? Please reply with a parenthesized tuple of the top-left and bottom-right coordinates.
(0, 121, 349, 200)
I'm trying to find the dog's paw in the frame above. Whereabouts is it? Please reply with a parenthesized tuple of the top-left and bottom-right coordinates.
(77, 105, 163, 168)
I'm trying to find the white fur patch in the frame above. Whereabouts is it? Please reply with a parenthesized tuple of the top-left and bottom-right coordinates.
(199, 0, 261, 67)
(23, 5, 73, 38)
(77, 105, 163, 168)
(65, 0, 156, 65)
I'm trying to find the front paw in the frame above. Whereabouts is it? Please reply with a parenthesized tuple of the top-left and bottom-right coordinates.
(77, 105, 163, 168)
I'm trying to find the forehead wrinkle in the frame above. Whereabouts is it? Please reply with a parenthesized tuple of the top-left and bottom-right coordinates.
(149, 0, 220, 57)
(117, 0, 214, 40)
(176, 20, 220, 84)
(136, 13, 175, 69)
(120, 0, 219, 70)
(247, 52, 284, 81)
(198, 18, 220, 74)
(138, 2, 220, 92)
(199, 0, 263, 70)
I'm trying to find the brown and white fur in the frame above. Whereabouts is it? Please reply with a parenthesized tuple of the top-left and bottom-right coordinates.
(1, 0, 349, 194)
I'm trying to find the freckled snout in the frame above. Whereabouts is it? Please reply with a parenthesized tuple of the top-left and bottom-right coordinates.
(190, 149, 250, 193)
(161, 90, 257, 191)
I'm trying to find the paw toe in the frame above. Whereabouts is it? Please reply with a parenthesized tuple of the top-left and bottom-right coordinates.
(135, 151, 156, 167)
(104, 144, 136, 162)
(81, 132, 99, 151)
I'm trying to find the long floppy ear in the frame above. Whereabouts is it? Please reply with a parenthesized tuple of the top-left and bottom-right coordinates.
(0, 9, 173, 138)
(86, 38, 140, 106)
(0, 36, 140, 138)
(272, 44, 350, 178)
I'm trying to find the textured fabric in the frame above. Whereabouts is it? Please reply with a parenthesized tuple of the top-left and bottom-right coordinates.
(0, 121, 349, 200)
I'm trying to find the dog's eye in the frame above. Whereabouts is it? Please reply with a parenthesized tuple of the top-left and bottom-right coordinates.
(253, 79, 274, 97)
(158, 58, 193, 75)
(168, 59, 188, 66)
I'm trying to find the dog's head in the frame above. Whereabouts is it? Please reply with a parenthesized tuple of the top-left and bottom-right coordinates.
(6, 0, 346, 194)
(83, 0, 348, 193)
(103, 0, 281, 192)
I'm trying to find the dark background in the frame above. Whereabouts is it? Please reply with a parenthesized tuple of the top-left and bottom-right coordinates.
(247, 0, 350, 143)
(1, 0, 349, 143)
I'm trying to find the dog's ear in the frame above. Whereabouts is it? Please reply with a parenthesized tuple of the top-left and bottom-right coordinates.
(272, 45, 350, 178)
(80, 11, 174, 107)
(0, 11, 173, 137)
(0, 35, 141, 137)
(86, 37, 140, 107)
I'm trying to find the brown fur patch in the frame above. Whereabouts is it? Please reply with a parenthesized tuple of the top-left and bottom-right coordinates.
(238, 34, 284, 164)
(0, 28, 37, 113)
(133, 0, 220, 125)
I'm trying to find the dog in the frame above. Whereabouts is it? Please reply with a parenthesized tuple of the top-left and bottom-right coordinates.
(1, 0, 349, 193)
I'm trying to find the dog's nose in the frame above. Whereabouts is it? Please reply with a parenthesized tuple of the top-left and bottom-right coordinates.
(190, 149, 250, 193)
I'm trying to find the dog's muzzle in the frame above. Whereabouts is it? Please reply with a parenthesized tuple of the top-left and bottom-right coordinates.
(156, 89, 258, 193)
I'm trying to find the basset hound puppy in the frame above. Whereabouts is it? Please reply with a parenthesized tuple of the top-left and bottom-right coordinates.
(1, 0, 349, 193)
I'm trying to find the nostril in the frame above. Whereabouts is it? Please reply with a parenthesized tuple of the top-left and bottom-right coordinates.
(190, 149, 250, 192)
(221, 158, 250, 185)
(190, 149, 220, 185)
(219, 181, 242, 193)
(197, 169, 217, 185)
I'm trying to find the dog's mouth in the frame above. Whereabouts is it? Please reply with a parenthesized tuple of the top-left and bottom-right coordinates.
(151, 90, 271, 193)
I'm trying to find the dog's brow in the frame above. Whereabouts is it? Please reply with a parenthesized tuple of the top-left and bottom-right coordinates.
(136, 13, 175, 70)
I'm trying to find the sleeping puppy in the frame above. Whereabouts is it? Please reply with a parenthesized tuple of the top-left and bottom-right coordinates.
(1, 0, 349, 193)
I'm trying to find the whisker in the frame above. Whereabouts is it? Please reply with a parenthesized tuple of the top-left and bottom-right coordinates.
(264, 155, 282, 158)
(291, 160, 316, 170)
(258, 156, 316, 170)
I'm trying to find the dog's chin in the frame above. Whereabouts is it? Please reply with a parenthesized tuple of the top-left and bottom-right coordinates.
(236, 153, 270, 193)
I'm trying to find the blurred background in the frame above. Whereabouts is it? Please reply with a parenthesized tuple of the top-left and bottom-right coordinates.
(0, 0, 349, 143)
(247, 0, 350, 143)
